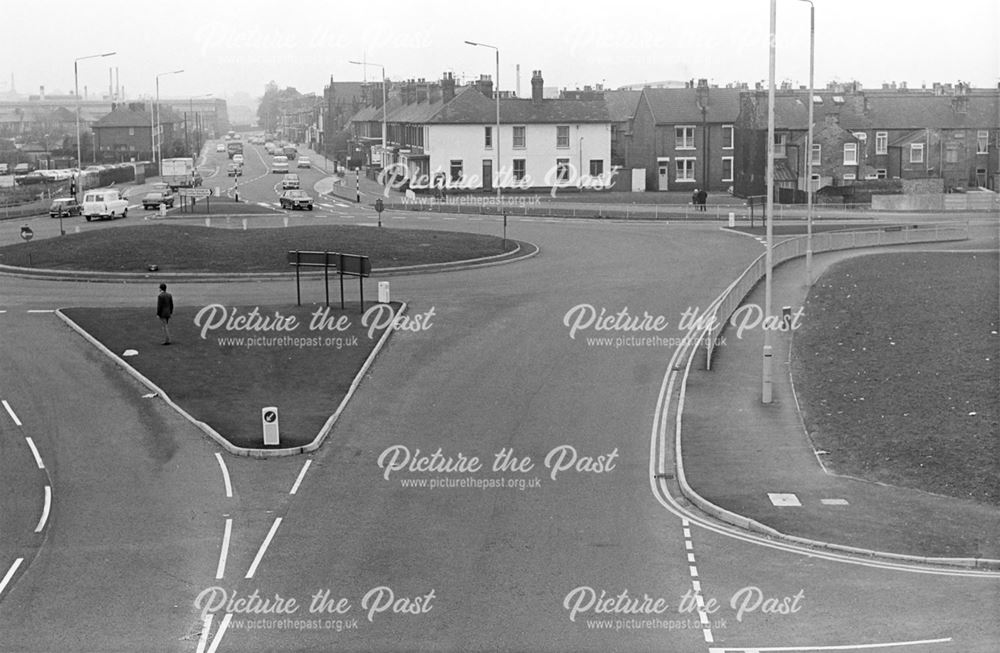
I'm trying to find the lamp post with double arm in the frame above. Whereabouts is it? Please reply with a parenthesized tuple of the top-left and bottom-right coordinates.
(154, 69, 184, 167)
(74, 51, 115, 199)
(465, 40, 502, 202)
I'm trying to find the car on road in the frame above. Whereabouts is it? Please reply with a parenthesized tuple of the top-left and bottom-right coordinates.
(141, 190, 175, 210)
(232, 153, 244, 165)
(13, 163, 33, 175)
(49, 197, 82, 218)
(227, 163, 242, 177)
(279, 189, 313, 210)
(272, 155, 289, 173)
(297, 157, 311, 169)
(215, 143, 226, 152)
(82, 188, 128, 221)
(281, 173, 300, 190)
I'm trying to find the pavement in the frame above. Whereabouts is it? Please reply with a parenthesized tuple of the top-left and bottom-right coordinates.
(679, 243, 1000, 565)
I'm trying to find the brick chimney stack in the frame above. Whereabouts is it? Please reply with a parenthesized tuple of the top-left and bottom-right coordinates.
(531, 70, 543, 103)
(442, 72, 456, 103)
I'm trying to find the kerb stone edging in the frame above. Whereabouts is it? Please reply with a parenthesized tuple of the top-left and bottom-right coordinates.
(673, 234, 1000, 571)
(56, 302, 408, 459)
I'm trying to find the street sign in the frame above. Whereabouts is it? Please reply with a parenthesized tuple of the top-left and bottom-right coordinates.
(262, 407, 280, 446)
(179, 187, 212, 198)
(374, 198, 384, 213)
(20, 226, 33, 241)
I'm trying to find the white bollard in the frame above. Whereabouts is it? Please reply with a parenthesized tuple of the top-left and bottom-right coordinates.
(261, 407, 280, 446)
(728, 211, 735, 227)
(283, 216, 289, 228)
(242, 218, 247, 230)
(378, 281, 391, 303)
(205, 217, 211, 227)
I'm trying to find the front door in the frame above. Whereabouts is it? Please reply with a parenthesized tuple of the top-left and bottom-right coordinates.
(482, 159, 493, 191)
(657, 157, 669, 191)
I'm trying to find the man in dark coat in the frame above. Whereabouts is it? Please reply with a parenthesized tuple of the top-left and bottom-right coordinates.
(697, 188, 708, 211)
(157, 283, 174, 345)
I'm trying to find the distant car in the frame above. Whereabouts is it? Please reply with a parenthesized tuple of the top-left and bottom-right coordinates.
(142, 190, 175, 210)
(216, 143, 226, 152)
(281, 173, 300, 190)
(232, 153, 244, 165)
(279, 189, 313, 210)
(82, 188, 128, 221)
(13, 163, 33, 175)
(297, 157, 311, 169)
(0, 163, 8, 174)
(49, 197, 82, 218)
(272, 155, 289, 173)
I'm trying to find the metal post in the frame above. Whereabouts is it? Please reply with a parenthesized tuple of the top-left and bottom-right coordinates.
(801, 0, 815, 286)
(356, 168, 360, 203)
(763, 0, 777, 404)
(324, 251, 330, 306)
(295, 251, 301, 306)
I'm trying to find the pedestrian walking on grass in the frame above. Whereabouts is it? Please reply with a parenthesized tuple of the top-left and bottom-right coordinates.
(157, 283, 174, 345)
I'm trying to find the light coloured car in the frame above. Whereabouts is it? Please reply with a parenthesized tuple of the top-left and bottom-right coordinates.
(232, 153, 244, 165)
(296, 157, 311, 169)
(272, 155, 289, 174)
(281, 173, 300, 190)
(216, 143, 226, 152)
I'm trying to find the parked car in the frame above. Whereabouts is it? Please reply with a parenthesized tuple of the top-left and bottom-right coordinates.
(227, 163, 242, 177)
(279, 189, 313, 210)
(49, 197, 82, 218)
(297, 157, 311, 169)
(281, 173, 300, 190)
(216, 143, 226, 152)
(82, 188, 128, 221)
(142, 190, 175, 210)
(13, 163, 33, 175)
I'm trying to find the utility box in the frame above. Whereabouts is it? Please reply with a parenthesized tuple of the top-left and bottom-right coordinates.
(378, 282, 391, 303)
(262, 407, 280, 446)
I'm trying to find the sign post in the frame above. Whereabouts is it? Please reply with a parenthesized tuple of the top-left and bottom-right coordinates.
(261, 407, 280, 446)
(374, 198, 384, 228)
(179, 187, 212, 214)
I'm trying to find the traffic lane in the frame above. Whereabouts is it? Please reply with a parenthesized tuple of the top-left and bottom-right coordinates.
(0, 313, 230, 651)
(0, 387, 47, 574)
(686, 533, 1000, 652)
(209, 225, 756, 651)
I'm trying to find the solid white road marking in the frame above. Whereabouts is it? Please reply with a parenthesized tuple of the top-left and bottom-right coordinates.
(206, 612, 233, 653)
(768, 493, 802, 507)
(34, 485, 51, 533)
(0, 558, 24, 598)
(214, 453, 233, 498)
(25, 437, 44, 469)
(216, 518, 233, 580)
(245, 517, 282, 579)
(707, 637, 954, 652)
(289, 459, 312, 495)
(2, 400, 22, 426)
(195, 614, 213, 653)
(821, 498, 850, 506)
(26, 310, 56, 313)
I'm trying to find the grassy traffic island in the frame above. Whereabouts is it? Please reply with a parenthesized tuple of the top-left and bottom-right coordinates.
(0, 224, 519, 273)
(793, 251, 999, 506)
(63, 302, 411, 450)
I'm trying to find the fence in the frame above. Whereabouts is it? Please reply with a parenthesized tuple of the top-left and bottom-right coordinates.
(703, 222, 971, 369)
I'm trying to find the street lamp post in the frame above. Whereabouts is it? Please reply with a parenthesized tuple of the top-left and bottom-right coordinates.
(154, 69, 184, 167)
(799, 0, 816, 286)
(188, 94, 213, 159)
(763, 0, 777, 404)
(74, 51, 115, 200)
(465, 40, 501, 202)
(348, 60, 388, 169)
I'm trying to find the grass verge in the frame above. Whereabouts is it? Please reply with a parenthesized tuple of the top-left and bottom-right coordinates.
(63, 302, 402, 449)
(792, 251, 999, 505)
(0, 224, 515, 272)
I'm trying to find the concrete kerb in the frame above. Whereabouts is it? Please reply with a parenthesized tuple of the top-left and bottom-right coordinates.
(672, 234, 1000, 571)
(56, 302, 408, 459)
(0, 239, 538, 283)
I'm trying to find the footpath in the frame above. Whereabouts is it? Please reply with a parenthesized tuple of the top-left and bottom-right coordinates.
(680, 246, 1000, 565)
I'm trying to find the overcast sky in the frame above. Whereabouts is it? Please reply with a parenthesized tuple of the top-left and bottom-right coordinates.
(3, 0, 997, 106)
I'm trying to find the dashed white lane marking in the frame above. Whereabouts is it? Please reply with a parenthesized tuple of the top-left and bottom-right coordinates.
(214, 453, 233, 498)
(206, 612, 232, 653)
(26, 310, 56, 313)
(821, 498, 850, 506)
(215, 518, 233, 580)
(195, 614, 213, 653)
(682, 517, 714, 644)
(2, 400, 22, 426)
(0, 558, 24, 599)
(289, 459, 312, 495)
(708, 636, 954, 652)
(245, 517, 282, 579)
(34, 485, 51, 533)
(768, 493, 802, 507)
(25, 437, 44, 469)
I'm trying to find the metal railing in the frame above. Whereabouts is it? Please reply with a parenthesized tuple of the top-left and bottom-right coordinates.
(703, 222, 971, 369)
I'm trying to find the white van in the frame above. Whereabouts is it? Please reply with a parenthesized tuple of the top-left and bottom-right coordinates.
(82, 188, 129, 221)
(272, 155, 289, 174)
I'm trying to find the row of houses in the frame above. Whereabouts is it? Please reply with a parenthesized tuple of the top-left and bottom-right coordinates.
(321, 73, 998, 197)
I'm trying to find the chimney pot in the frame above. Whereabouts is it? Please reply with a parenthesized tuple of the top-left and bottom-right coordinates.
(531, 69, 544, 102)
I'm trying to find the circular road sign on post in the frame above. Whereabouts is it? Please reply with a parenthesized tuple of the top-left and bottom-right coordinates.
(374, 198, 384, 227)
(20, 225, 33, 242)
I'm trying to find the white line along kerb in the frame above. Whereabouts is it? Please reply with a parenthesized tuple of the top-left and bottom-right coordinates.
(214, 453, 232, 498)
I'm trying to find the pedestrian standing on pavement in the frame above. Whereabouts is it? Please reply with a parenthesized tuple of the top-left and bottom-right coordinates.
(697, 188, 708, 211)
(692, 188, 699, 206)
(157, 283, 174, 345)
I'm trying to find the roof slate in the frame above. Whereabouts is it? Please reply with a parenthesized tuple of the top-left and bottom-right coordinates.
(642, 87, 741, 124)
(92, 108, 153, 128)
(603, 90, 642, 122)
